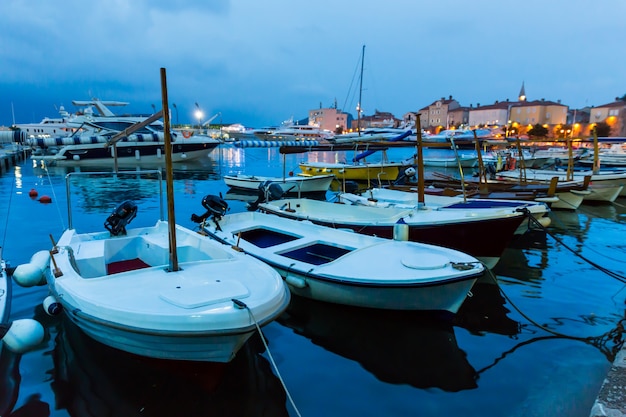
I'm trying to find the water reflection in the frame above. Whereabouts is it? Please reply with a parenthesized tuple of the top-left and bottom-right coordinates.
(279, 296, 479, 392)
(51, 317, 289, 417)
(454, 280, 521, 337)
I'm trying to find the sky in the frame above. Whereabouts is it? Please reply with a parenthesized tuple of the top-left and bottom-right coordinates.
(1, 0, 625, 129)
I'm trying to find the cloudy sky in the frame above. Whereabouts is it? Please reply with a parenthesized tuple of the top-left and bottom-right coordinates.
(1, 0, 624, 129)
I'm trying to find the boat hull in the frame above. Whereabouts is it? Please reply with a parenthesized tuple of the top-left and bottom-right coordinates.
(63, 308, 258, 363)
(203, 211, 483, 313)
(299, 162, 404, 181)
(45, 220, 290, 362)
(258, 199, 526, 269)
(223, 174, 335, 194)
(1, 259, 10, 324)
(31, 139, 219, 166)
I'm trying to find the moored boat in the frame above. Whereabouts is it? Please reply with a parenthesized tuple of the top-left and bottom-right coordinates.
(13, 75, 290, 363)
(223, 173, 335, 194)
(256, 196, 527, 269)
(336, 187, 552, 234)
(197, 209, 484, 313)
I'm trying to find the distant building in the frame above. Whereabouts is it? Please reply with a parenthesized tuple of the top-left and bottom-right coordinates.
(589, 99, 626, 137)
(351, 110, 399, 130)
(509, 99, 568, 126)
(468, 101, 512, 127)
(308, 105, 352, 133)
(418, 96, 461, 131)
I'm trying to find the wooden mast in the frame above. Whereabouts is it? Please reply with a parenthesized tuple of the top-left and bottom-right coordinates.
(159, 68, 179, 272)
(416, 115, 425, 207)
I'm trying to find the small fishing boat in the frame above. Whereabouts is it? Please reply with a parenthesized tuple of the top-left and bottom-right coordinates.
(299, 160, 406, 182)
(197, 208, 484, 313)
(12, 71, 290, 363)
(336, 187, 552, 235)
(223, 173, 335, 194)
(257, 197, 527, 269)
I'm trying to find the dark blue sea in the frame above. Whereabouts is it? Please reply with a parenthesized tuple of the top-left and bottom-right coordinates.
(1, 144, 625, 417)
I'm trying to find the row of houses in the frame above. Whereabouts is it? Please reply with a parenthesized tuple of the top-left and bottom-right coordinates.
(308, 83, 626, 138)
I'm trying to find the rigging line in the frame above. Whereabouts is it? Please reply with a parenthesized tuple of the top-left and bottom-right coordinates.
(1, 167, 16, 249)
(233, 299, 302, 417)
(341, 48, 364, 115)
(526, 210, 626, 283)
(43, 165, 66, 231)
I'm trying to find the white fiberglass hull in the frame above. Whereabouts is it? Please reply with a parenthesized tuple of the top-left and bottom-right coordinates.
(223, 174, 335, 194)
(45, 221, 289, 362)
(203, 211, 484, 313)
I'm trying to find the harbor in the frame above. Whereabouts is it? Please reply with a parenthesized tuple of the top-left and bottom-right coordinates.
(1, 142, 625, 416)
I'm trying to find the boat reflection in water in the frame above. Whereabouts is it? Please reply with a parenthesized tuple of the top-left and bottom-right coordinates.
(279, 296, 480, 392)
(51, 317, 289, 417)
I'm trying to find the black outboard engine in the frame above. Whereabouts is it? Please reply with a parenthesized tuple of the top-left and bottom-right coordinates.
(104, 200, 137, 236)
(191, 194, 229, 223)
(247, 181, 284, 211)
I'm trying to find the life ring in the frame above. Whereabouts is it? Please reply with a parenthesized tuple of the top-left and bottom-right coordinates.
(182, 130, 192, 138)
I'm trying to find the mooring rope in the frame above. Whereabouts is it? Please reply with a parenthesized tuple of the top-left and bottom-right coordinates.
(232, 298, 302, 417)
(487, 209, 626, 362)
(523, 208, 626, 283)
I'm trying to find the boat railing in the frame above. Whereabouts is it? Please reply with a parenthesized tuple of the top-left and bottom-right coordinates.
(65, 170, 164, 230)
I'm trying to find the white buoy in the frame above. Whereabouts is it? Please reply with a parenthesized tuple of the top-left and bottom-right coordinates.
(73, 155, 80, 161)
(30, 250, 50, 271)
(1, 319, 44, 353)
(13, 250, 50, 287)
(43, 295, 62, 316)
(12, 263, 45, 287)
(135, 149, 140, 160)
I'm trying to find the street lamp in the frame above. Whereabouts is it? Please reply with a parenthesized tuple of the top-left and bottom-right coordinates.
(151, 103, 156, 113)
(194, 102, 203, 130)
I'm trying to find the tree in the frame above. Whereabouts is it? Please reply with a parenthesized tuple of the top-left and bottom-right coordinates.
(527, 124, 548, 138)
(619, 94, 626, 102)
(594, 121, 611, 137)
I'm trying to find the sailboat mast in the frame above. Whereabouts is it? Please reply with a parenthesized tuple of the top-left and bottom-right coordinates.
(357, 45, 365, 137)
(160, 67, 179, 272)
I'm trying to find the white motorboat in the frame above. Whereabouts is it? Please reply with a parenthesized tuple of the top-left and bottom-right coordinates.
(223, 173, 335, 194)
(14, 172, 289, 363)
(335, 187, 552, 235)
(256, 196, 528, 269)
(25, 99, 220, 166)
(13, 78, 290, 362)
(197, 209, 484, 313)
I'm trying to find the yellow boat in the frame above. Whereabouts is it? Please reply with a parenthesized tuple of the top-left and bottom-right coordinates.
(299, 161, 404, 182)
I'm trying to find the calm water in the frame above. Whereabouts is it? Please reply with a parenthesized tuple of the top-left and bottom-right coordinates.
(1, 145, 626, 416)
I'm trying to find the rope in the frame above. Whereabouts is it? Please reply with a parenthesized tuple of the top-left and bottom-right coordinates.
(233, 298, 302, 417)
(484, 267, 626, 362)
(1, 169, 16, 250)
(43, 165, 66, 231)
(523, 208, 626, 283)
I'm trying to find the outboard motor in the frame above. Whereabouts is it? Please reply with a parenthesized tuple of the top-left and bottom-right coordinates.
(104, 200, 137, 236)
(191, 194, 229, 223)
(394, 166, 418, 185)
(247, 181, 284, 211)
